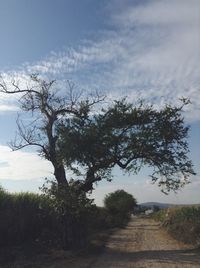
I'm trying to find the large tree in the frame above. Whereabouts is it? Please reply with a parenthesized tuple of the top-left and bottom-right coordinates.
(0, 75, 195, 194)
(0, 75, 104, 185)
(57, 98, 195, 194)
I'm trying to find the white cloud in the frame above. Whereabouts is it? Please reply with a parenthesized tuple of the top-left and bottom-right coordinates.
(0, 104, 18, 112)
(0, 178, 45, 193)
(0, 72, 30, 112)
(0, 145, 53, 180)
(111, 0, 199, 27)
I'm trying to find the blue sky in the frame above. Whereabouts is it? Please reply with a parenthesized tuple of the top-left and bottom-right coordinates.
(0, 0, 108, 69)
(0, 0, 199, 205)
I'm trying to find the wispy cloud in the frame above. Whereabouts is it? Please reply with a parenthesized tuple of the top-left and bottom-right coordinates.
(1, 0, 200, 120)
(0, 104, 19, 112)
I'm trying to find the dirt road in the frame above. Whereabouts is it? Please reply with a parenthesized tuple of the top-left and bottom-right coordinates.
(91, 216, 200, 268)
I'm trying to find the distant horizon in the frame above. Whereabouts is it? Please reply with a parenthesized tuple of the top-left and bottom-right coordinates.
(139, 201, 200, 206)
(0, 176, 199, 207)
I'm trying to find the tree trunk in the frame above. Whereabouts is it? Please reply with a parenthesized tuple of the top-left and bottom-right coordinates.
(53, 163, 68, 185)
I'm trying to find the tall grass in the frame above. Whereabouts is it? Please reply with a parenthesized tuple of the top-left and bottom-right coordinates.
(0, 186, 122, 249)
(154, 206, 200, 245)
(0, 187, 52, 246)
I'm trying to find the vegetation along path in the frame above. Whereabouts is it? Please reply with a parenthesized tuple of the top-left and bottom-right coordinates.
(3, 216, 199, 267)
(91, 216, 200, 268)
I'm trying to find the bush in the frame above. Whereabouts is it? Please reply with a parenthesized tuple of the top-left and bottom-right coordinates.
(88, 206, 116, 231)
(104, 190, 137, 227)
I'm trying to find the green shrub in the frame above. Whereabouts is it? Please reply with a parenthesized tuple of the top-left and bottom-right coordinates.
(104, 190, 137, 227)
(88, 206, 116, 230)
(41, 180, 97, 249)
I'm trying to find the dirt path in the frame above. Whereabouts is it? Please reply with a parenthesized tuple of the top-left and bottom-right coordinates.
(91, 216, 200, 268)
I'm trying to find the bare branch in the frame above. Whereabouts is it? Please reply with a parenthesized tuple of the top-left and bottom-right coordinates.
(9, 115, 49, 157)
(1, 74, 106, 185)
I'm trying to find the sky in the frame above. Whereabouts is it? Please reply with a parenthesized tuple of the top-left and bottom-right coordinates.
(0, 0, 199, 205)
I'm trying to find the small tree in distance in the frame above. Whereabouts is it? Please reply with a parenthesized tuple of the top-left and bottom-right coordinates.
(104, 190, 137, 226)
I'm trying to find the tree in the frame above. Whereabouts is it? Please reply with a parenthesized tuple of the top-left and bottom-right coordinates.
(104, 190, 137, 215)
(58, 98, 195, 194)
(0, 74, 106, 248)
(0, 75, 104, 185)
(0, 75, 196, 194)
(104, 190, 137, 226)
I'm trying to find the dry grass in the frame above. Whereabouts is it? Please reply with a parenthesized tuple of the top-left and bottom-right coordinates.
(153, 206, 200, 246)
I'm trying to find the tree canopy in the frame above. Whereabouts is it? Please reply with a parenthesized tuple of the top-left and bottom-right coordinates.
(58, 98, 195, 194)
(104, 190, 137, 216)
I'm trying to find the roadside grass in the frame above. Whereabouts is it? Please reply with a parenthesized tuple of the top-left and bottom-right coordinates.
(0, 186, 53, 247)
(153, 206, 200, 246)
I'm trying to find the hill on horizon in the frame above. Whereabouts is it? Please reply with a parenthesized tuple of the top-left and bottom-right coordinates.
(139, 202, 200, 209)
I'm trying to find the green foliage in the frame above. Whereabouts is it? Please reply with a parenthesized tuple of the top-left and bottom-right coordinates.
(154, 206, 200, 245)
(104, 190, 137, 214)
(104, 190, 137, 227)
(41, 179, 97, 249)
(58, 98, 195, 194)
(88, 206, 118, 231)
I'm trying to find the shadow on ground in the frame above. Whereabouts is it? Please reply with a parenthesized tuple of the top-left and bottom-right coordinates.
(101, 247, 200, 266)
